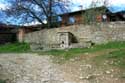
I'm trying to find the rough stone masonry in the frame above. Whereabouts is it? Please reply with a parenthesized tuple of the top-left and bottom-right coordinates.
(24, 22, 125, 50)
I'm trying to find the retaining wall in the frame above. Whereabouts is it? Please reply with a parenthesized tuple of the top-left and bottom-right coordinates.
(24, 22, 125, 50)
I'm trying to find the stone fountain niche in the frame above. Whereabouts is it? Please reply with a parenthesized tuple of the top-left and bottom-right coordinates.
(57, 32, 75, 49)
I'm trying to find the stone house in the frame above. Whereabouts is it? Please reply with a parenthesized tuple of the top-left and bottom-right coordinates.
(58, 6, 107, 26)
(19, 6, 125, 34)
(58, 6, 125, 27)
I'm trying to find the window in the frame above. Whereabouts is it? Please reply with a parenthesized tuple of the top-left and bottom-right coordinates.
(58, 16, 62, 22)
(68, 16, 75, 24)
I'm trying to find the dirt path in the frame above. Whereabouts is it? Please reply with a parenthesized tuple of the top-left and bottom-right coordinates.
(0, 53, 125, 83)
(0, 53, 75, 83)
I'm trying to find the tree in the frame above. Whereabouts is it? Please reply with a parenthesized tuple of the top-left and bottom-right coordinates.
(4, 0, 71, 28)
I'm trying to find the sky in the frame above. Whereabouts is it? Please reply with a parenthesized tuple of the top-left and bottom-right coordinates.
(0, 0, 125, 25)
(0, 0, 7, 9)
(71, 0, 125, 11)
(0, 0, 125, 12)
(71, 0, 125, 5)
(0, 0, 125, 10)
(0, 4, 6, 9)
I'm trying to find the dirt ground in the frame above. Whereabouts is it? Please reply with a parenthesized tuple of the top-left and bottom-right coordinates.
(58, 50, 125, 83)
(0, 53, 125, 83)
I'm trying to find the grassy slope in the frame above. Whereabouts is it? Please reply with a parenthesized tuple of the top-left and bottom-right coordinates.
(40, 41, 125, 60)
(39, 41, 125, 69)
(0, 41, 125, 68)
(94, 49, 125, 68)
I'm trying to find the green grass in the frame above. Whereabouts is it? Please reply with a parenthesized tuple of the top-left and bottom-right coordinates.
(0, 80, 5, 83)
(0, 41, 125, 63)
(40, 41, 125, 60)
(94, 49, 125, 68)
(0, 41, 124, 68)
(0, 43, 30, 53)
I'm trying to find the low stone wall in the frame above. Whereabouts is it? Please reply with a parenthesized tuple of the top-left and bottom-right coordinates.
(24, 22, 125, 50)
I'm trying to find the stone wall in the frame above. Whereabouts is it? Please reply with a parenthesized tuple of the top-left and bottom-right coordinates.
(24, 22, 125, 50)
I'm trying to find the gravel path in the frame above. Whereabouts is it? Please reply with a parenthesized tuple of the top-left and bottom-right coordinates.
(0, 53, 124, 83)
(0, 53, 74, 83)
